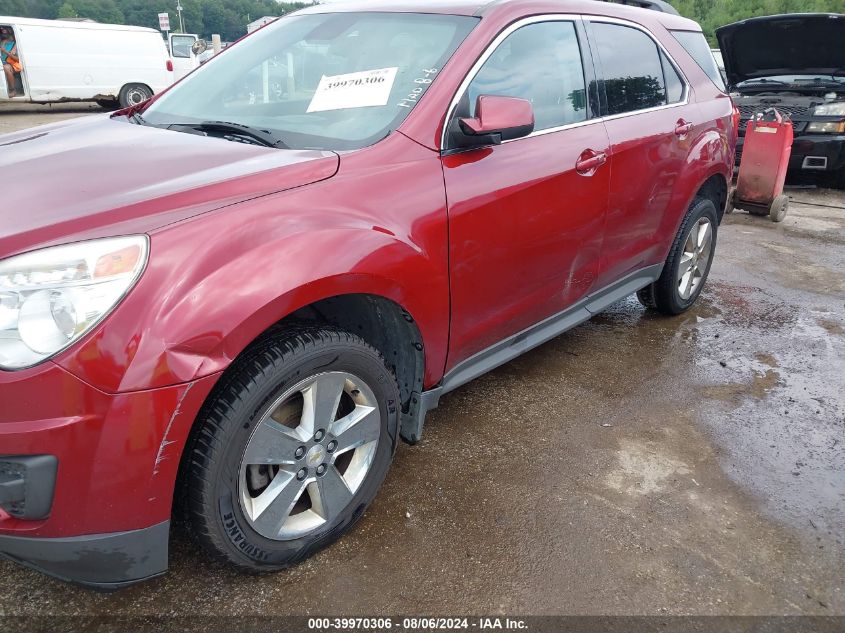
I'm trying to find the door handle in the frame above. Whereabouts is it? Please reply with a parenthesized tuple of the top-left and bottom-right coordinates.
(675, 119, 693, 137)
(575, 150, 607, 175)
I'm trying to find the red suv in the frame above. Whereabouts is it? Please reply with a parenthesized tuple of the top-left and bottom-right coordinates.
(0, 0, 734, 588)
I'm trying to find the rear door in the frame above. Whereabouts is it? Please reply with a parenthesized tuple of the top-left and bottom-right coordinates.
(442, 17, 611, 367)
(586, 19, 698, 287)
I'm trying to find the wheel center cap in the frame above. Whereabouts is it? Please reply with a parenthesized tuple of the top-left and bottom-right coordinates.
(306, 444, 326, 467)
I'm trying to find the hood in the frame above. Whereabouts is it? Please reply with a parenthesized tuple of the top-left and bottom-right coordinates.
(716, 13, 845, 88)
(0, 115, 339, 258)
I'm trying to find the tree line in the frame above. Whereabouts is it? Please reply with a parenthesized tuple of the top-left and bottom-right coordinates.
(668, 0, 845, 44)
(3, 0, 845, 44)
(0, 0, 314, 41)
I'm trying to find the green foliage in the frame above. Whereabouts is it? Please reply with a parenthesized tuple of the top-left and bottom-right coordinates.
(56, 1, 76, 18)
(672, 0, 845, 44)
(0, 0, 314, 40)
(4, 0, 842, 44)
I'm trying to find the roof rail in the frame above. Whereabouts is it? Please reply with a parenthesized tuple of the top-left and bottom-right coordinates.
(599, 0, 680, 15)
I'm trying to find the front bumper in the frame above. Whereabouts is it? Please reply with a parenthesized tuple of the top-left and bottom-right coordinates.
(0, 521, 170, 589)
(0, 361, 218, 587)
(736, 132, 845, 174)
(788, 134, 845, 172)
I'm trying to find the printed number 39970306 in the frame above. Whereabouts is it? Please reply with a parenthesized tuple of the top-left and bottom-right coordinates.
(327, 75, 388, 90)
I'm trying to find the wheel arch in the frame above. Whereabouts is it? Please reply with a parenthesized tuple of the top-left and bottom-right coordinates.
(663, 163, 730, 253)
(694, 172, 729, 222)
(170, 291, 427, 523)
(284, 293, 426, 414)
(182, 280, 433, 416)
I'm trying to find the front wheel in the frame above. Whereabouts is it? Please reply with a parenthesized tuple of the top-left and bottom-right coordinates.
(637, 197, 718, 315)
(183, 325, 400, 571)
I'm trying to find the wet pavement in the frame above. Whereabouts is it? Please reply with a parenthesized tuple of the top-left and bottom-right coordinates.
(0, 109, 843, 616)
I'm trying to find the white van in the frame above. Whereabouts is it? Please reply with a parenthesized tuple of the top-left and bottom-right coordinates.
(0, 16, 176, 108)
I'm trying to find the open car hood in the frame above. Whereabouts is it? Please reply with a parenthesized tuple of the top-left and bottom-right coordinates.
(716, 13, 845, 88)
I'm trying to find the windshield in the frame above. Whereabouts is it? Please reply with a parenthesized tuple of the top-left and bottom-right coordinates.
(143, 12, 477, 151)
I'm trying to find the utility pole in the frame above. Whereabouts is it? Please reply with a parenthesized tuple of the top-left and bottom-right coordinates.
(176, 0, 185, 33)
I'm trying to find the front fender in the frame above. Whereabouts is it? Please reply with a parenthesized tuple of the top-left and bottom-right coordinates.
(58, 227, 447, 393)
(55, 135, 450, 393)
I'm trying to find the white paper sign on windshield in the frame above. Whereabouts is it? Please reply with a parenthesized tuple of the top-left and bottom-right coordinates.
(307, 67, 398, 113)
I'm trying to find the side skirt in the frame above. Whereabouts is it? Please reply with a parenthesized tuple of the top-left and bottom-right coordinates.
(400, 264, 663, 443)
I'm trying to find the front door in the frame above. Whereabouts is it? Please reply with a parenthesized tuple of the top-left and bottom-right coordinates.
(169, 33, 199, 82)
(442, 18, 611, 368)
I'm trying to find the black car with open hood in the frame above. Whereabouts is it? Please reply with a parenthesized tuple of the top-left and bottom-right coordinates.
(717, 13, 845, 184)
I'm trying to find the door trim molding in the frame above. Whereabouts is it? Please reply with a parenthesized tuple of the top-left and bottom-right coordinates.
(440, 13, 692, 151)
(400, 263, 663, 442)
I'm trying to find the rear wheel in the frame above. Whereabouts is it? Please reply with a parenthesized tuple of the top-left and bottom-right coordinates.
(637, 197, 718, 315)
(184, 325, 400, 571)
(118, 83, 153, 108)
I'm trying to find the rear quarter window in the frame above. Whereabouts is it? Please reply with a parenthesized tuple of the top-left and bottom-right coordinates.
(671, 30, 726, 91)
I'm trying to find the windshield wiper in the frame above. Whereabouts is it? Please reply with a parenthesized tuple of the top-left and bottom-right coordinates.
(738, 78, 789, 86)
(802, 77, 845, 87)
(172, 121, 289, 148)
(128, 111, 146, 125)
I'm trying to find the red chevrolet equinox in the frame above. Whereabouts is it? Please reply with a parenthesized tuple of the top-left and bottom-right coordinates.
(0, 0, 734, 588)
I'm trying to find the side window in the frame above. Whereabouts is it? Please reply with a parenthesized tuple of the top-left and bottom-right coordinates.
(661, 52, 685, 103)
(592, 22, 667, 115)
(465, 21, 588, 132)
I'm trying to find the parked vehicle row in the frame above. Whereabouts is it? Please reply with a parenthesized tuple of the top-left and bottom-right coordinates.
(0, 0, 734, 589)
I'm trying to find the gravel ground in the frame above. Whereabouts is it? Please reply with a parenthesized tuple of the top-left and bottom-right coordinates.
(0, 106, 842, 617)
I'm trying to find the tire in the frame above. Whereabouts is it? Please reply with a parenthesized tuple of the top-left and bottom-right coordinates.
(769, 194, 788, 223)
(183, 325, 400, 571)
(724, 187, 736, 214)
(637, 197, 718, 315)
(118, 83, 153, 108)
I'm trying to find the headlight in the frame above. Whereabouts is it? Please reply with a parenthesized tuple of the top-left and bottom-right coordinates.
(0, 236, 148, 370)
(812, 102, 845, 116)
(806, 120, 845, 133)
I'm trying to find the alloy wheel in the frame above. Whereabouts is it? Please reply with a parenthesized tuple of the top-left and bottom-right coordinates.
(676, 217, 713, 300)
(238, 371, 381, 540)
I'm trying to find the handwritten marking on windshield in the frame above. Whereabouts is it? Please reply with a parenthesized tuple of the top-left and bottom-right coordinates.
(398, 68, 439, 109)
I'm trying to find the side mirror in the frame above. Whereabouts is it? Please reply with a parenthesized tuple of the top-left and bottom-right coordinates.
(458, 95, 535, 145)
(192, 39, 209, 56)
